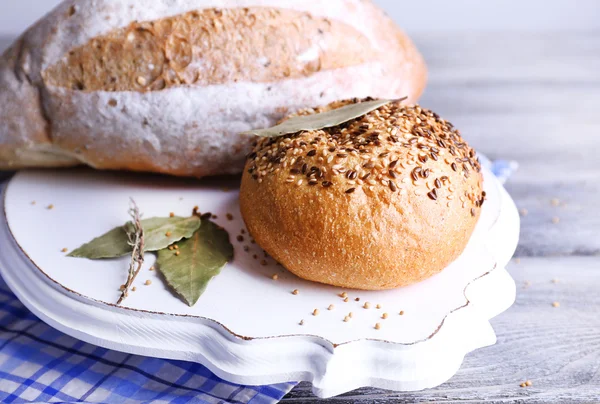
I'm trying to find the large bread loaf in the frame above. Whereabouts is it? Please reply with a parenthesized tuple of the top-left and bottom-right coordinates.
(0, 0, 427, 177)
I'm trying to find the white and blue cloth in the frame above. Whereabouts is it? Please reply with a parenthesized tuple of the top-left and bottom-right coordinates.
(0, 158, 516, 404)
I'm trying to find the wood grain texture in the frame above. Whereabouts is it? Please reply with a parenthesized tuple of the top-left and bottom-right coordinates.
(1, 32, 600, 402)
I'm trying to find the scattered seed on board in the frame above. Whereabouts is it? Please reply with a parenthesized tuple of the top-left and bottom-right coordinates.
(145, 280, 152, 286)
(292, 289, 299, 295)
(149, 266, 155, 271)
(313, 309, 319, 316)
(526, 380, 532, 387)
(344, 316, 350, 322)
(363, 302, 371, 309)
(399, 310, 405, 316)
(328, 304, 335, 311)
(552, 217, 560, 224)
(165, 231, 172, 237)
(520, 208, 528, 216)
(551, 198, 560, 206)
(175, 251, 180, 256)
(47, 204, 54, 210)
(31, 201, 36, 205)
(226, 213, 234, 221)
(169, 212, 175, 217)
(174, 245, 179, 250)
(375, 323, 381, 330)
(132, 286, 137, 292)
(272, 274, 278, 280)
(61, 248, 68, 253)
(344, 297, 349, 302)
(340, 292, 348, 298)
(552, 301, 560, 308)
(382, 313, 388, 319)
(376, 304, 381, 309)
(299, 320, 304, 326)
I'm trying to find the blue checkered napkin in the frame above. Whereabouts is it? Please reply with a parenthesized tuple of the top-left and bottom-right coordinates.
(0, 275, 296, 404)
(0, 158, 516, 404)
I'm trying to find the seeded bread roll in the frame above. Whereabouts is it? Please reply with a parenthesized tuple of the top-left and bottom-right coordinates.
(0, 0, 426, 177)
(240, 99, 485, 290)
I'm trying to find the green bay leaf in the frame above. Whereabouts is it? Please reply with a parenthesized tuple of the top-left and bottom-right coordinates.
(156, 220, 233, 307)
(241, 98, 402, 138)
(68, 216, 201, 259)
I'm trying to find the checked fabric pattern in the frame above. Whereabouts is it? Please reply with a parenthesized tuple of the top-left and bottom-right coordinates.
(0, 158, 515, 403)
(0, 274, 295, 404)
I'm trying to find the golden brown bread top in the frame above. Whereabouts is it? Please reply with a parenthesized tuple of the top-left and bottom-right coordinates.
(43, 7, 375, 92)
(246, 98, 485, 216)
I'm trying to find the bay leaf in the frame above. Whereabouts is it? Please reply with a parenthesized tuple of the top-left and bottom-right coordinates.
(241, 98, 402, 138)
(156, 220, 233, 306)
(68, 216, 201, 259)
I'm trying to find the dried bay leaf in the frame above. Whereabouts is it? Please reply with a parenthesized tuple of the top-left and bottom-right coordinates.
(241, 98, 404, 138)
(69, 216, 201, 259)
(156, 220, 233, 307)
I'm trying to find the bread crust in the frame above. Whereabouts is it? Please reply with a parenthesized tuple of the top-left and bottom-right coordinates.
(0, 0, 427, 176)
(240, 99, 484, 290)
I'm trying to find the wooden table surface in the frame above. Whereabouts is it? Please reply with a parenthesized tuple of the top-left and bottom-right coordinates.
(2, 32, 600, 403)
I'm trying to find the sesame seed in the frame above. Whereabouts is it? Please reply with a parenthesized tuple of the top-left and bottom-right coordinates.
(520, 208, 528, 216)
(132, 286, 137, 292)
(149, 266, 155, 271)
(292, 289, 299, 295)
(61, 248, 68, 253)
(175, 251, 180, 256)
(174, 245, 179, 250)
(376, 304, 381, 309)
(552, 301, 560, 308)
(399, 310, 405, 316)
(47, 204, 54, 210)
(375, 323, 381, 330)
(237, 235, 244, 242)
(363, 302, 371, 309)
(328, 304, 335, 311)
(272, 274, 278, 280)
(382, 313, 388, 319)
(313, 309, 319, 316)
(344, 316, 350, 322)
(145, 280, 152, 286)
(525, 380, 532, 387)
(226, 213, 234, 221)
(165, 231, 172, 237)
(169, 212, 175, 217)
(340, 292, 348, 298)
(552, 217, 560, 224)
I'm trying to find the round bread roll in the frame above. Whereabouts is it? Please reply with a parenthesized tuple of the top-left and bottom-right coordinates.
(240, 98, 485, 290)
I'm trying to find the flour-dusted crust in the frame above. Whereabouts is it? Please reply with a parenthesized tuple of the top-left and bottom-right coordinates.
(240, 99, 485, 290)
(0, 0, 426, 176)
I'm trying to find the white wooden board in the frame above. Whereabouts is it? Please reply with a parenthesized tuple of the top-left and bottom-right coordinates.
(0, 167, 519, 397)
